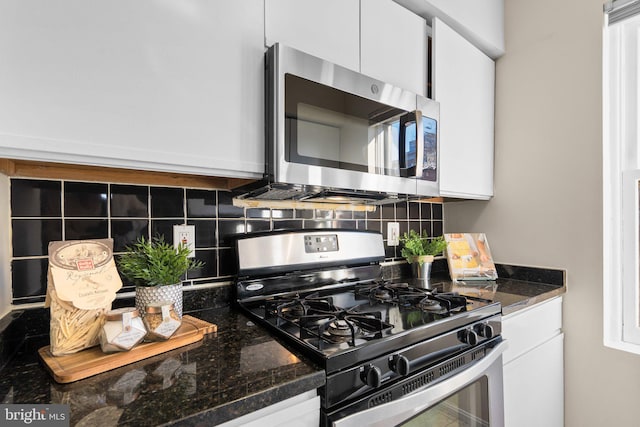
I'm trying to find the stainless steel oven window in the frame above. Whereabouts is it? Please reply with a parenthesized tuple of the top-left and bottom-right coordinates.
(333, 341, 506, 427)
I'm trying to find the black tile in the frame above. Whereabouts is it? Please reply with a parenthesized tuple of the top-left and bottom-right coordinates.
(367, 208, 381, 220)
(353, 210, 366, 220)
(246, 208, 271, 219)
(433, 220, 443, 237)
(381, 205, 395, 220)
(384, 244, 396, 260)
(64, 182, 108, 217)
(335, 210, 353, 220)
(398, 221, 409, 236)
(335, 220, 357, 230)
(272, 220, 303, 231)
(366, 219, 382, 233)
(356, 220, 366, 230)
(151, 187, 184, 218)
(187, 219, 217, 248)
(421, 203, 432, 220)
(432, 203, 443, 220)
(11, 179, 61, 217)
(11, 258, 48, 299)
(186, 249, 217, 279)
(12, 219, 62, 257)
(65, 219, 108, 240)
(187, 189, 217, 218)
(111, 219, 149, 252)
(315, 210, 334, 219)
(111, 184, 148, 217)
(151, 219, 183, 244)
(218, 220, 246, 246)
(218, 248, 238, 277)
(218, 191, 244, 218)
(395, 201, 408, 220)
(271, 209, 294, 219)
(421, 221, 433, 237)
(409, 202, 421, 220)
(295, 209, 314, 219)
(246, 220, 270, 234)
(408, 221, 420, 234)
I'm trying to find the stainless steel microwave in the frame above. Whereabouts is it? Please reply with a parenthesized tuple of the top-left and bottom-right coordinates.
(241, 43, 440, 204)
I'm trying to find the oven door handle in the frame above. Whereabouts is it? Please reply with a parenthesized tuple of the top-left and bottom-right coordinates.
(333, 340, 508, 427)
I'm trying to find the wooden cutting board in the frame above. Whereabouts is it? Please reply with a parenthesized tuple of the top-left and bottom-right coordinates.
(38, 315, 217, 384)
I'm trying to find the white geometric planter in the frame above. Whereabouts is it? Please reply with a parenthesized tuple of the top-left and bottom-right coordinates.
(135, 283, 183, 318)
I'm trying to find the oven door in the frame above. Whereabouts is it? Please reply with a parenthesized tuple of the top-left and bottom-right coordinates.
(333, 340, 507, 427)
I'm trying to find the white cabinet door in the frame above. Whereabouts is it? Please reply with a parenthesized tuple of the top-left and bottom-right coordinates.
(432, 17, 495, 199)
(361, 0, 427, 96)
(0, 0, 265, 179)
(503, 333, 564, 427)
(502, 297, 564, 427)
(265, 0, 360, 71)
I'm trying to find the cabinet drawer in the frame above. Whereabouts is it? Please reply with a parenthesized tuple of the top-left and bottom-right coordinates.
(502, 297, 563, 364)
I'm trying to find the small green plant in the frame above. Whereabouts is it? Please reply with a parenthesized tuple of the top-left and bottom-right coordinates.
(400, 230, 447, 265)
(117, 235, 204, 287)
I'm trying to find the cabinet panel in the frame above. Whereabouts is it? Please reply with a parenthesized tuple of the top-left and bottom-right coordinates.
(265, 0, 360, 71)
(502, 297, 563, 364)
(433, 17, 495, 199)
(504, 333, 564, 427)
(0, 0, 265, 178)
(361, 0, 427, 96)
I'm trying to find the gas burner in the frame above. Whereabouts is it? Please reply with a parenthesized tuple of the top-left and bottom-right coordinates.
(327, 319, 358, 337)
(358, 281, 426, 303)
(419, 298, 443, 312)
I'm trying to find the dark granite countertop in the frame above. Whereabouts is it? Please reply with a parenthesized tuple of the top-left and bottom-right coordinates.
(0, 306, 325, 426)
(0, 263, 565, 426)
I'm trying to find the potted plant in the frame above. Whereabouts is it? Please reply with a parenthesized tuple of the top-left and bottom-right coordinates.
(400, 230, 447, 285)
(117, 235, 204, 318)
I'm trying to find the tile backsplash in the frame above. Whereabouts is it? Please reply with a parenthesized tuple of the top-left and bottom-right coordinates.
(9, 178, 443, 305)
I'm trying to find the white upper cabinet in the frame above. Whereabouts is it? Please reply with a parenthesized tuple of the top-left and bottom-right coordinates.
(265, 0, 361, 71)
(266, 0, 427, 95)
(433, 17, 495, 199)
(361, 0, 427, 96)
(0, 0, 265, 179)
(394, 0, 505, 59)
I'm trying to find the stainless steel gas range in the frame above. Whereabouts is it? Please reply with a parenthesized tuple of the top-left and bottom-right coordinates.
(235, 229, 506, 426)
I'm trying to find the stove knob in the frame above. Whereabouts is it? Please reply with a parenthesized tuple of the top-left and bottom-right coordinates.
(361, 364, 382, 388)
(389, 354, 410, 376)
(474, 323, 494, 339)
(460, 329, 479, 346)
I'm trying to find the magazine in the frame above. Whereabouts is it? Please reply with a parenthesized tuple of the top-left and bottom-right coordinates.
(444, 233, 498, 281)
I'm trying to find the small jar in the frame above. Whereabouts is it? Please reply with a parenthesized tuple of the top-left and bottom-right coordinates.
(99, 308, 146, 353)
(143, 302, 182, 341)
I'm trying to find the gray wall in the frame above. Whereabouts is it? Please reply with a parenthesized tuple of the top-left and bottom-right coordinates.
(444, 0, 640, 425)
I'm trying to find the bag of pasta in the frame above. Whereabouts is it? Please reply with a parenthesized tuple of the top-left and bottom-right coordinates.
(45, 239, 122, 356)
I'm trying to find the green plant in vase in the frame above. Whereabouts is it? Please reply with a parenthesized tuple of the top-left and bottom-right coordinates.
(399, 230, 447, 285)
(117, 235, 204, 318)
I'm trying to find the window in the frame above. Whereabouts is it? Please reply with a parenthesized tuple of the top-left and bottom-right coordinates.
(604, 0, 640, 353)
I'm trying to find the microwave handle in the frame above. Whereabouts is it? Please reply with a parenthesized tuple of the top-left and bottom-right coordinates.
(399, 110, 424, 178)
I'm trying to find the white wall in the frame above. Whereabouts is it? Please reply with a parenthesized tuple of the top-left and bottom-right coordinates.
(445, 0, 640, 425)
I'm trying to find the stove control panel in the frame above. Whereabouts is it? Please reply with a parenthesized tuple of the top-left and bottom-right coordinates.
(304, 234, 339, 253)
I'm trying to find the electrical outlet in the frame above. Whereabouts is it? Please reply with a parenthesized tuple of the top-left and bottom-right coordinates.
(173, 225, 196, 258)
(388, 222, 400, 246)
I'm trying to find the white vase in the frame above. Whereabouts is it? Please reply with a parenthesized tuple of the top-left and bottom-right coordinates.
(135, 283, 183, 318)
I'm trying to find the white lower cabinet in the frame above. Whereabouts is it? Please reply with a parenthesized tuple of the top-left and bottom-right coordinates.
(502, 297, 564, 427)
(218, 390, 320, 427)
